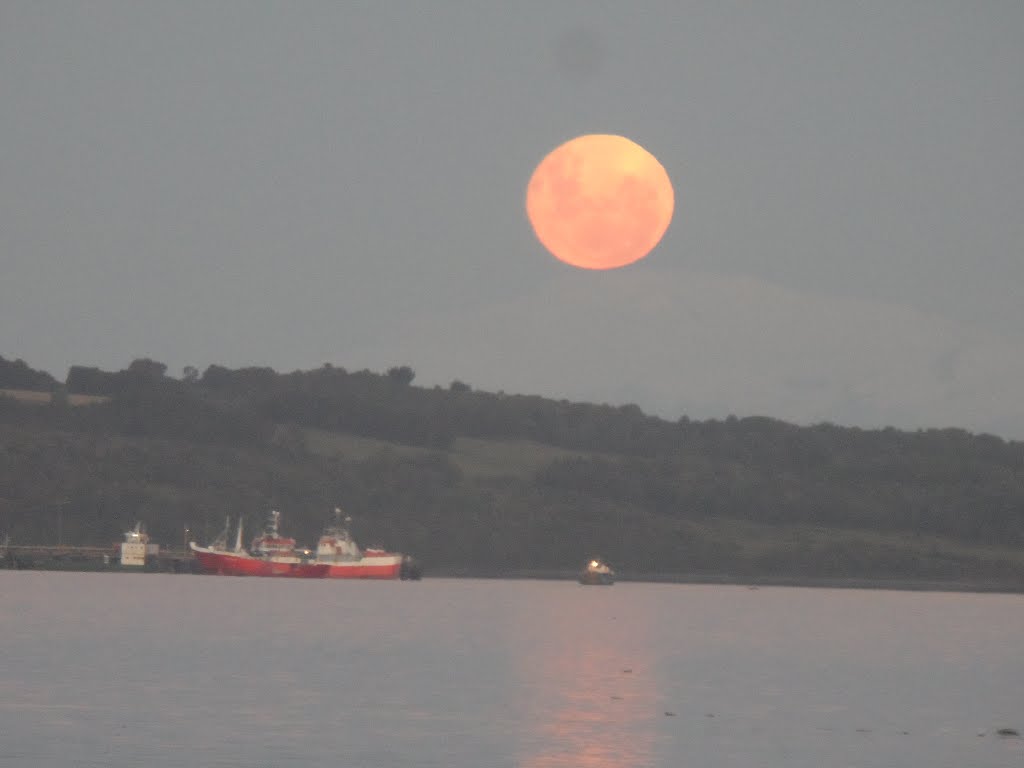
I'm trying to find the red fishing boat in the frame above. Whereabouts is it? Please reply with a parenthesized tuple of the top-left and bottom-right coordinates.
(190, 511, 328, 578)
(314, 508, 419, 579)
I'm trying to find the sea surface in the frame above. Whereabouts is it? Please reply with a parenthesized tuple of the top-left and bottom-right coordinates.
(1, 572, 1022, 768)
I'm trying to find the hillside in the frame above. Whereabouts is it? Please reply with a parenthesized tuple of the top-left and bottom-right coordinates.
(2, 355, 1024, 587)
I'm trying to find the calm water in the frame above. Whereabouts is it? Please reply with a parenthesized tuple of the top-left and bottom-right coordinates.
(1, 573, 1022, 768)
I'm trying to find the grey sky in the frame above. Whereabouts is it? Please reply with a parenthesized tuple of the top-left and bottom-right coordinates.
(3, 2, 1023, 438)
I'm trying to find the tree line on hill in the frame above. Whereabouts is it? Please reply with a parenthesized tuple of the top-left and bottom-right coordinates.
(2, 354, 1023, 583)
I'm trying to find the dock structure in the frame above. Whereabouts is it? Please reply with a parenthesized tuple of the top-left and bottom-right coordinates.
(1, 543, 196, 573)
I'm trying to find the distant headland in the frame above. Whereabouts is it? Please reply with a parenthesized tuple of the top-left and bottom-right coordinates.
(2, 354, 1023, 590)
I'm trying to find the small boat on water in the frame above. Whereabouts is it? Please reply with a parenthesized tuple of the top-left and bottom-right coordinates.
(579, 558, 615, 585)
(190, 511, 328, 578)
(314, 508, 421, 580)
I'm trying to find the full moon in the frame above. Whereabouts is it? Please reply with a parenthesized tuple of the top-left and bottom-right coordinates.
(526, 134, 674, 270)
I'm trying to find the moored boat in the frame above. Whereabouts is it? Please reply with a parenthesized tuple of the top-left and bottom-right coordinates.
(190, 511, 328, 577)
(579, 558, 615, 585)
(120, 522, 159, 567)
(314, 508, 419, 579)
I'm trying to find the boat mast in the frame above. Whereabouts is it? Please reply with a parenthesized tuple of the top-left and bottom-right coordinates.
(211, 516, 231, 549)
(234, 517, 244, 552)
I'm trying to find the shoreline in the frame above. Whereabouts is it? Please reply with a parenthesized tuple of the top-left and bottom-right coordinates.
(4, 562, 1023, 594)
(425, 568, 1024, 594)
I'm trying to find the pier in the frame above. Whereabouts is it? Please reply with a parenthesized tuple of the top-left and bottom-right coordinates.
(1, 543, 196, 573)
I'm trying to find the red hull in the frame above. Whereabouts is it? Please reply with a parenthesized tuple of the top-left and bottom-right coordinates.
(323, 556, 403, 579)
(191, 546, 328, 578)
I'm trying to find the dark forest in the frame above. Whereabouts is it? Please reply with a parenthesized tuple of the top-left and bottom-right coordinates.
(2, 354, 1023, 585)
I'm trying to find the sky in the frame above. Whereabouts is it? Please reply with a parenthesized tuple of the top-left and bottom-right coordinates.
(2, 2, 1023, 439)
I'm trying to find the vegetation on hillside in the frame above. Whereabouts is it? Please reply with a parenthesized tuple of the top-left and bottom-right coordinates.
(2, 354, 1023, 585)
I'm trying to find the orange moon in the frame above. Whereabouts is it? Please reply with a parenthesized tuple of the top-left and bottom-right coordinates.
(526, 134, 674, 270)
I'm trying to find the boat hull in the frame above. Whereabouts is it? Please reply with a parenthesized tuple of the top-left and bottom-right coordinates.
(321, 554, 403, 579)
(578, 571, 614, 585)
(191, 546, 328, 578)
